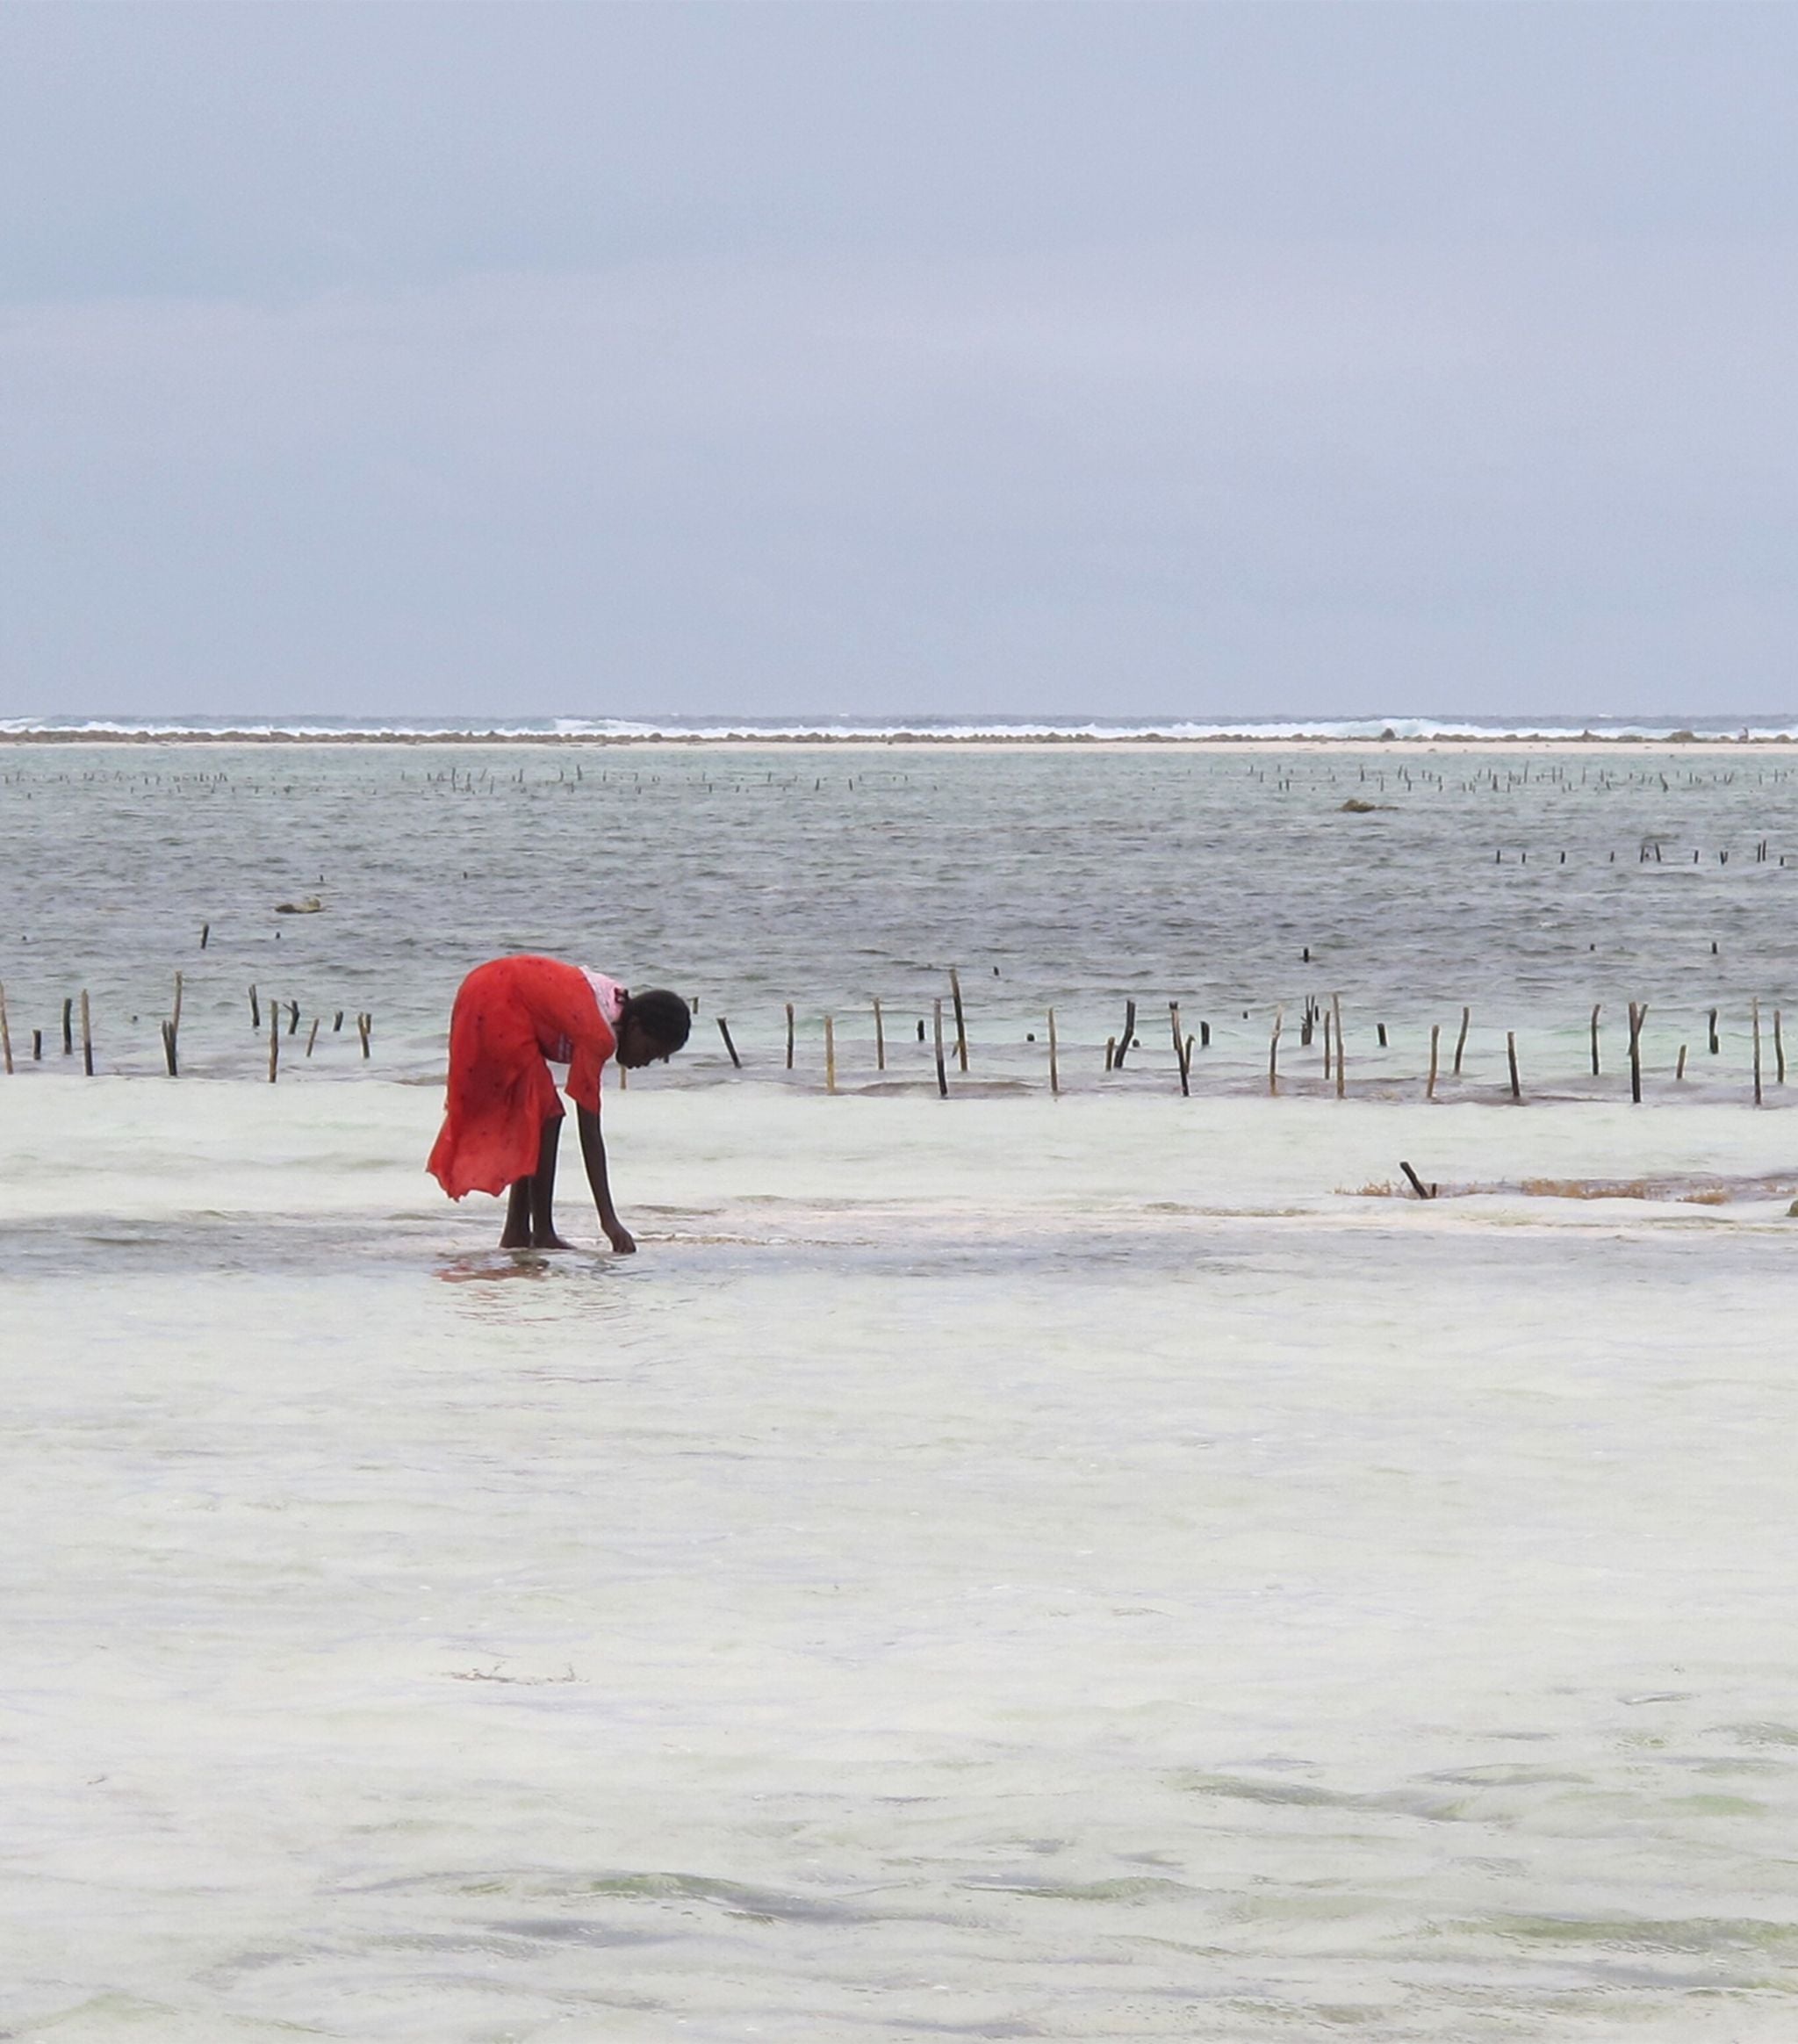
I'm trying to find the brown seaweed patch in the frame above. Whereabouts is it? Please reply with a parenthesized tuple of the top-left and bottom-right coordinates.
(1347, 1174, 1797, 1206)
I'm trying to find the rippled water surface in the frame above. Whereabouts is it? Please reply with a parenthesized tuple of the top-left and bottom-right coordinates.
(7, 753, 1798, 2038)
(4, 741, 1798, 1097)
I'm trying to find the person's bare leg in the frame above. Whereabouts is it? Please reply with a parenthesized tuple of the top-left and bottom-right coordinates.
(500, 1178, 532, 1248)
(529, 1117, 573, 1249)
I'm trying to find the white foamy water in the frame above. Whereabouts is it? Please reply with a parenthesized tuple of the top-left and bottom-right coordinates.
(6, 1080, 1798, 2039)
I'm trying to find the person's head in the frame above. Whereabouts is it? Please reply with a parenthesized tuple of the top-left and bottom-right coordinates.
(616, 988, 693, 1068)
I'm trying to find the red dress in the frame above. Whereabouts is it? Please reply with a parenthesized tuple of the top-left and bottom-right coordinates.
(427, 956, 622, 1198)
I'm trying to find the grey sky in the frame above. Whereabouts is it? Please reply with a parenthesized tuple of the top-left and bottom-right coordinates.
(2, 2, 1794, 722)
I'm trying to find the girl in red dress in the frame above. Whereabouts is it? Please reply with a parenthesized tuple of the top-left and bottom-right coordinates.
(427, 956, 692, 1252)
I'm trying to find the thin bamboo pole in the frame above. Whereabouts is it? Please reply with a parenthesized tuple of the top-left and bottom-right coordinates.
(1453, 1005, 1470, 1076)
(1426, 1023, 1440, 1099)
(0, 983, 11, 1075)
(949, 968, 968, 1072)
(1753, 997, 1763, 1106)
(1506, 1030, 1521, 1101)
(932, 998, 948, 1098)
(269, 1008, 279, 1083)
(80, 991, 92, 1076)
(1332, 993, 1345, 1098)
(1268, 1006, 1283, 1095)
(873, 997, 885, 1071)
(824, 1014, 837, 1094)
(1047, 1007, 1060, 1097)
(1590, 1003, 1601, 1076)
(785, 1002, 795, 1069)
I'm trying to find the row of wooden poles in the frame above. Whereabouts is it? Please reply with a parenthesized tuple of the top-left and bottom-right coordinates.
(1, 968, 1786, 1105)
(710, 973, 1792, 1106)
(0, 976, 375, 1080)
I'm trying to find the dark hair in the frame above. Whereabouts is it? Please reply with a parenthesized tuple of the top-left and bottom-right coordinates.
(625, 987, 692, 1053)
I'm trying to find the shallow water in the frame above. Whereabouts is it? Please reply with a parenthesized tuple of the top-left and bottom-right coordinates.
(6, 1084, 1798, 2037)
(4, 742, 1798, 1100)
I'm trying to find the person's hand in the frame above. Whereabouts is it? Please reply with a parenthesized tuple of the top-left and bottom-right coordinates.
(604, 1221, 636, 1255)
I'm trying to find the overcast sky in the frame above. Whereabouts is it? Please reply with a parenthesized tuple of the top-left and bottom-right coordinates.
(2, 2, 1794, 723)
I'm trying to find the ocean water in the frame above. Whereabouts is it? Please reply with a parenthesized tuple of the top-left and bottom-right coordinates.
(3, 740, 1798, 1100)
(5, 1084, 1798, 2039)
(7, 745, 1798, 2039)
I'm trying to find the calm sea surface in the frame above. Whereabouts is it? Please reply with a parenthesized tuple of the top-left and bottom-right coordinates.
(4, 741, 1798, 1097)
(7, 747, 1798, 2036)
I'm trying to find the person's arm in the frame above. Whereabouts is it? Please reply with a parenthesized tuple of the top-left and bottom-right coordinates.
(576, 1104, 635, 1253)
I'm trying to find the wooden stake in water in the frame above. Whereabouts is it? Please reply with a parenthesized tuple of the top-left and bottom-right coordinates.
(1590, 1003, 1601, 1077)
(0, 983, 11, 1076)
(1708, 1008, 1720, 1054)
(161, 1019, 178, 1076)
(1113, 998, 1137, 1071)
(1047, 1007, 1060, 1097)
(1753, 997, 1763, 1106)
(1628, 1001, 1644, 1105)
(172, 971, 183, 1039)
(824, 1014, 837, 1094)
(1268, 1005, 1284, 1095)
(1332, 993, 1345, 1098)
(1777, 1009, 1786, 1085)
(1676, 1042, 1688, 1081)
(80, 990, 93, 1076)
(1426, 1023, 1441, 1099)
(1104, 1036, 1116, 1072)
(306, 1017, 320, 1058)
(949, 968, 968, 1072)
(269, 1009, 279, 1083)
(357, 1012, 371, 1060)
(248, 984, 260, 1031)
(199, 922, 210, 951)
(932, 998, 948, 1098)
(1169, 1003, 1188, 1096)
(61, 997, 73, 1056)
(1506, 1030, 1521, 1101)
(785, 1002, 795, 1070)
(872, 997, 885, 1071)
(716, 1016, 742, 1069)
(1453, 1005, 1471, 1077)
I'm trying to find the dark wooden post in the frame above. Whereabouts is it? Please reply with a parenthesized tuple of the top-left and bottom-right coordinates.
(949, 968, 968, 1072)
